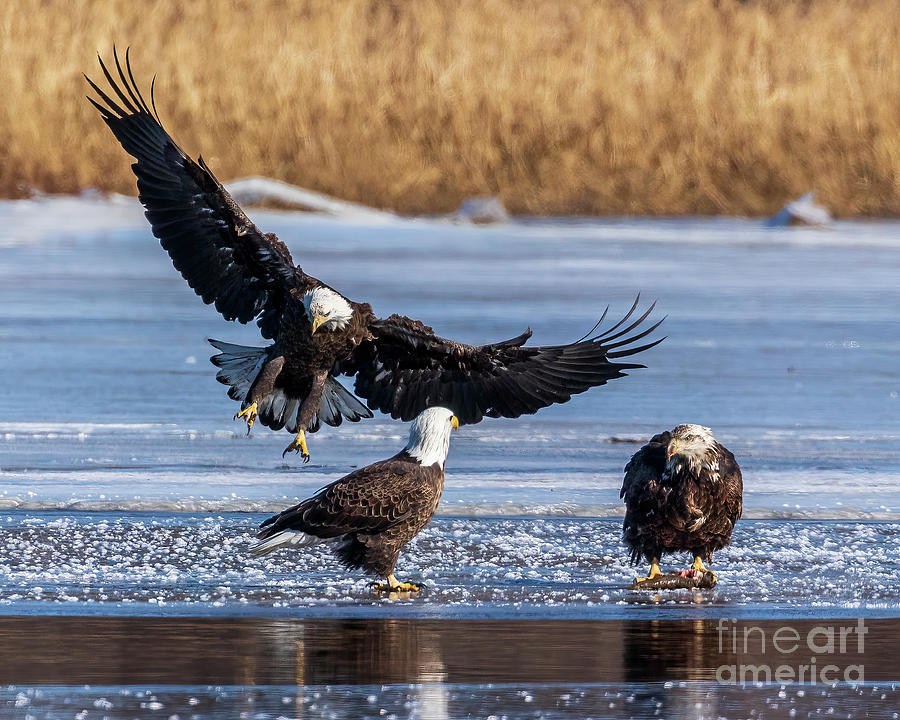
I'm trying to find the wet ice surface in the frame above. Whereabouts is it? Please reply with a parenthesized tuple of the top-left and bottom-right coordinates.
(3, 683, 900, 720)
(2, 197, 899, 519)
(2, 199, 900, 716)
(1, 197, 900, 616)
(0, 513, 896, 617)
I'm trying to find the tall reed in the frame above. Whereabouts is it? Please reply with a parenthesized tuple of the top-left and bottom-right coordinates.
(3, 0, 899, 215)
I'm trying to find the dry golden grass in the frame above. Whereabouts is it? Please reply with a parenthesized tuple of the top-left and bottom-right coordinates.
(4, 0, 900, 215)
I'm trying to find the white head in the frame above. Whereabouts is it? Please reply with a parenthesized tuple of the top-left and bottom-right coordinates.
(665, 424, 719, 478)
(303, 286, 353, 333)
(404, 406, 459, 468)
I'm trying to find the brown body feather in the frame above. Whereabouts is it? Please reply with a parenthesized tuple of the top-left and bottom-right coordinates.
(264, 297, 375, 431)
(86, 51, 664, 444)
(621, 428, 743, 566)
(256, 451, 444, 577)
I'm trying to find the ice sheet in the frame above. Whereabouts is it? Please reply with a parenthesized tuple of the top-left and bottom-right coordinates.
(0, 513, 896, 618)
(1, 196, 898, 518)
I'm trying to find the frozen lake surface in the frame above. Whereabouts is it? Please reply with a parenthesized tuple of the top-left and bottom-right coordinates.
(3, 682, 898, 720)
(2, 196, 899, 716)
(0, 195, 898, 620)
(0, 512, 897, 617)
(5, 682, 898, 720)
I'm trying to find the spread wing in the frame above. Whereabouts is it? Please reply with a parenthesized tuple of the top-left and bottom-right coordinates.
(257, 458, 439, 540)
(84, 49, 306, 339)
(342, 296, 664, 424)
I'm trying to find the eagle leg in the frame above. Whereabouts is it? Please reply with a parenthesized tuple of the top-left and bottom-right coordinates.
(691, 555, 718, 581)
(635, 558, 663, 583)
(234, 402, 258, 434)
(372, 573, 422, 594)
(282, 430, 310, 463)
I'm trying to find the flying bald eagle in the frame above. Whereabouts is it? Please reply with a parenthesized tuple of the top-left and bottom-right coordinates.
(85, 50, 663, 461)
(621, 424, 742, 584)
(251, 406, 458, 593)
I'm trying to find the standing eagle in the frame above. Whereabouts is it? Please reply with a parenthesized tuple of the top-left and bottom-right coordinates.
(85, 50, 663, 461)
(251, 406, 458, 593)
(620, 424, 742, 583)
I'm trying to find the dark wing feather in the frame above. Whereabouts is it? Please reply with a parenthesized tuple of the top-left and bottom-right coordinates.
(713, 442, 743, 531)
(257, 456, 439, 540)
(342, 297, 664, 424)
(85, 49, 306, 338)
(620, 439, 668, 564)
(620, 434, 669, 501)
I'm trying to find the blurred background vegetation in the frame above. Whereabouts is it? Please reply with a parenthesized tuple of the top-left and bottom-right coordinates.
(4, 0, 900, 215)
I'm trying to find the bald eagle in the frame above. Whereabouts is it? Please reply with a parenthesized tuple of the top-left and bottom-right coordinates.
(85, 50, 663, 461)
(621, 424, 742, 584)
(251, 406, 458, 593)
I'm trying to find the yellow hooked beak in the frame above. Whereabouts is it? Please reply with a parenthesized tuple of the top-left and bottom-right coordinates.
(311, 315, 327, 334)
(666, 439, 681, 460)
(451, 415, 459, 430)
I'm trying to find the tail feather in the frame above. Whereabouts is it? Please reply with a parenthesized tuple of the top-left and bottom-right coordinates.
(283, 396, 300, 429)
(209, 338, 373, 433)
(318, 387, 340, 427)
(284, 377, 373, 433)
(270, 389, 289, 429)
(257, 390, 277, 428)
(321, 377, 374, 425)
(208, 339, 267, 403)
(250, 529, 325, 557)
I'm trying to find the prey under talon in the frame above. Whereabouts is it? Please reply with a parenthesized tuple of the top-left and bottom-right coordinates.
(282, 429, 310, 462)
(691, 555, 718, 581)
(235, 402, 258, 433)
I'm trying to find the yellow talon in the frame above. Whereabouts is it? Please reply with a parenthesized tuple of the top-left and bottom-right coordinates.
(392, 581, 420, 592)
(636, 560, 663, 583)
(282, 429, 310, 462)
(372, 573, 421, 594)
(692, 555, 717, 580)
(235, 402, 258, 433)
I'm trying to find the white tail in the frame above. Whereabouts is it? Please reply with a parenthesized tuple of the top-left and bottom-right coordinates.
(250, 530, 325, 557)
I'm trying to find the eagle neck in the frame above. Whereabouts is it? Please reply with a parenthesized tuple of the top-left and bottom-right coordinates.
(664, 447, 720, 484)
(404, 422, 452, 468)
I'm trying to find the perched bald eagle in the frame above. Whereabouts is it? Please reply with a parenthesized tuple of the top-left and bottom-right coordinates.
(85, 50, 663, 461)
(621, 424, 742, 583)
(251, 406, 458, 593)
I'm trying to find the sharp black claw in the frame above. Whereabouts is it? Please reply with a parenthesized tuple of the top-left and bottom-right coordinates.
(303, 455, 310, 464)
(282, 448, 289, 459)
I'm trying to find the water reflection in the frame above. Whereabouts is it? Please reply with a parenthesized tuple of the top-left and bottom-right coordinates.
(0, 616, 892, 685)
(623, 619, 714, 682)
